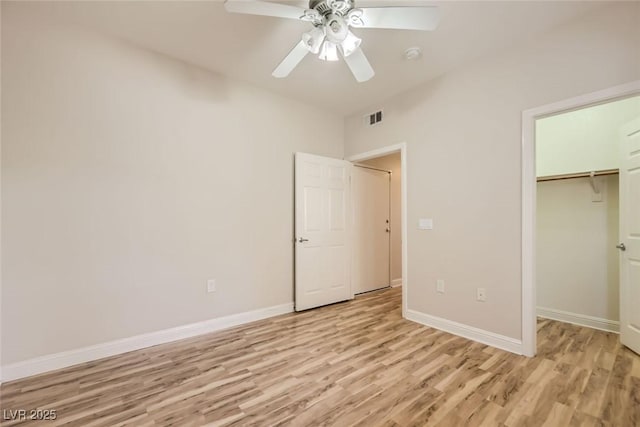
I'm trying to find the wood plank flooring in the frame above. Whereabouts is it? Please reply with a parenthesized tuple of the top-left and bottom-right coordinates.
(1, 287, 639, 426)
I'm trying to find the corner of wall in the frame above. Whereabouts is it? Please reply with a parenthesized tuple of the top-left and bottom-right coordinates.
(405, 309, 524, 355)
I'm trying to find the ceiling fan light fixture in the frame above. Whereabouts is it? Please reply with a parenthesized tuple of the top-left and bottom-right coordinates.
(319, 40, 339, 61)
(224, 0, 442, 82)
(325, 14, 348, 43)
(346, 8, 364, 27)
(340, 31, 361, 57)
(300, 9, 322, 25)
(302, 26, 326, 54)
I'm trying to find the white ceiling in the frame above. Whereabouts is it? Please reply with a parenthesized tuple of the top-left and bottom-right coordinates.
(18, 0, 609, 115)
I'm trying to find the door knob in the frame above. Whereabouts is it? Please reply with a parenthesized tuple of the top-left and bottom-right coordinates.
(298, 237, 309, 243)
(616, 243, 626, 251)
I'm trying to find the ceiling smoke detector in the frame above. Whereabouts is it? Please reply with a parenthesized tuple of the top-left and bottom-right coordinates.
(404, 47, 422, 61)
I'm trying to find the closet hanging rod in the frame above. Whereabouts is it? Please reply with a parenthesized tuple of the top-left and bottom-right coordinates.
(353, 164, 392, 174)
(537, 168, 619, 182)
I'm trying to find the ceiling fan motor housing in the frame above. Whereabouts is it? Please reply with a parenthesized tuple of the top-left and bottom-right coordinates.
(309, 0, 354, 17)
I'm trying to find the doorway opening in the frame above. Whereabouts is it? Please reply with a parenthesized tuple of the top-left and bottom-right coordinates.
(535, 97, 640, 342)
(521, 81, 640, 356)
(348, 143, 407, 317)
(292, 144, 407, 315)
(352, 156, 396, 296)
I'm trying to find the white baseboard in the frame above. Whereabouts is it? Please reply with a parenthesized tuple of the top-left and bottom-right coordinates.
(391, 278, 403, 288)
(537, 306, 619, 333)
(1, 302, 294, 383)
(405, 309, 524, 355)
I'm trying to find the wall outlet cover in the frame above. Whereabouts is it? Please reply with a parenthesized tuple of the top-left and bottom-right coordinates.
(207, 279, 216, 293)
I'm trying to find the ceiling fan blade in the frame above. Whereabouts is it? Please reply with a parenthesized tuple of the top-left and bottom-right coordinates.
(224, 0, 306, 20)
(273, 41, 310, 78)
(356, 6, 441, 31)
(343, 47, 374, 83)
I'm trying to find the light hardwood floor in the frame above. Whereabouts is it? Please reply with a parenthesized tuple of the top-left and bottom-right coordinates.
(1, 287, 639, 426)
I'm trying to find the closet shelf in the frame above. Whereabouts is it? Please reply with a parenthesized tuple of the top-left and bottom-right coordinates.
(537, 168, 619, 182)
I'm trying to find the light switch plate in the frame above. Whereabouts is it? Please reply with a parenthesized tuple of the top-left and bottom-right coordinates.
(437, 279, 445, 294)
(418, 218, 433, 230)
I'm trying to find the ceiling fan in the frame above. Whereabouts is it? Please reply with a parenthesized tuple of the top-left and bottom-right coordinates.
(224, 0, 440, 82)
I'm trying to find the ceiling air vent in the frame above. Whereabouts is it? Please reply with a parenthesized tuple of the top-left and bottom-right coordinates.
(364, 110, 383, 126)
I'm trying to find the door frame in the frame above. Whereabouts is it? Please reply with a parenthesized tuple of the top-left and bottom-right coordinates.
(348, 142, 408, 318)
(521, 80, 640, 357)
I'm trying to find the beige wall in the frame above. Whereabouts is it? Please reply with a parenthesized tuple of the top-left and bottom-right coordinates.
(344, 3, 640, 340)
(1, 8, 343, 364)
(362, 153, 402, 283)
(537, 176, 619, 321)
(536, 96, 640, 177)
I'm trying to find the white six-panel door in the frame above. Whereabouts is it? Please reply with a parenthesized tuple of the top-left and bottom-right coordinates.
(619, 117, 640, 355)
(352, 166, 390, 294)
(295, 153, 351, 311)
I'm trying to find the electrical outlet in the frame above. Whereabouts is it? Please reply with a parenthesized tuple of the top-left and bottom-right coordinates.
(207, 279, 216, 293)
(477, 287, 486, 302)
(436, 279, 445, 294)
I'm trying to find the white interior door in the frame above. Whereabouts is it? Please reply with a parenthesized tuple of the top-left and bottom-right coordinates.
(295, 153, 351, 311)
(352, 166, 390, 294)
(619, 117, 640, 355)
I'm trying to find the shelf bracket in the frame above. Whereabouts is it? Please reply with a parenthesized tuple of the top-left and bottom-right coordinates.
(589, 171, 600, 194)
(589, 171, 603, 202)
